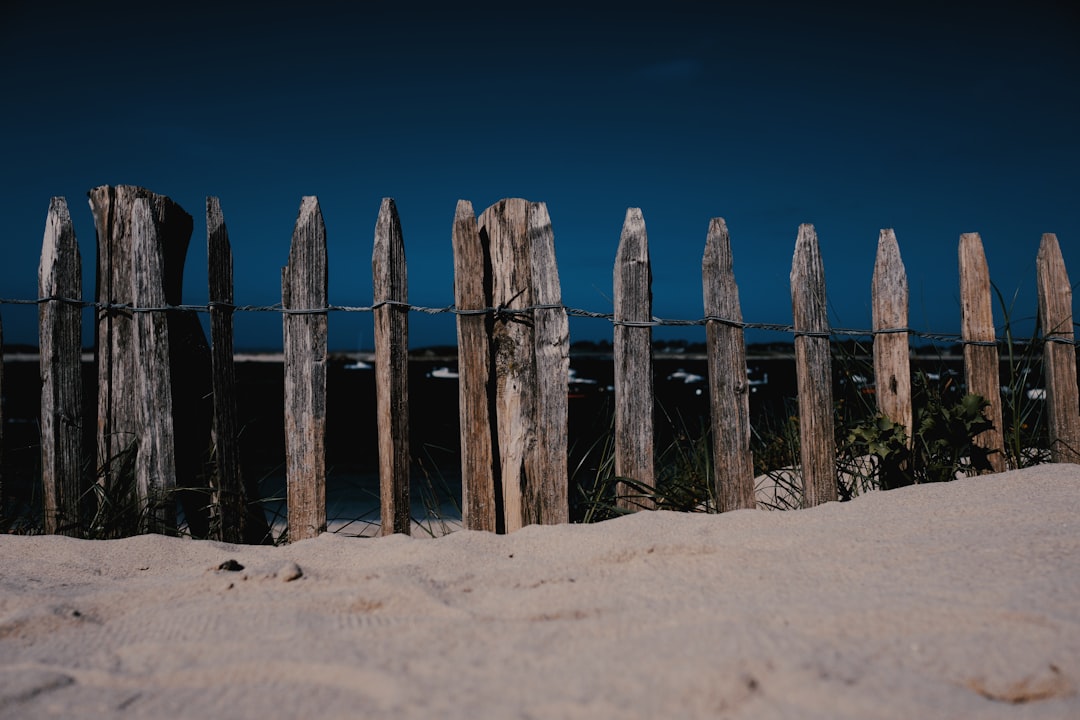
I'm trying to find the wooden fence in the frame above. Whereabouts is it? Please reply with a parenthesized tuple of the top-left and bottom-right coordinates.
(10, 185, 1080, 541)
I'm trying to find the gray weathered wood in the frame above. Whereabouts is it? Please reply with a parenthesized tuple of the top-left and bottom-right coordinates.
(88, 185, 205, 536)
(130, 198, 177, 534)
(791, 224, 837, 507)
(282, 196, 328, 540)
(525, 201, 569, 525)
(373, 198, 411, 536)
(871, 229, 912, 445)
(207, 197, 253, 543)
(1036, 233, 1080, 464)
(613, 208, 655, 510)
(703, 217, 755, 512)
(38, 197, 84, 536)
(958, 232, 1006, 473)
(480, 198, 533, 532)
(452, 200, 497, 532)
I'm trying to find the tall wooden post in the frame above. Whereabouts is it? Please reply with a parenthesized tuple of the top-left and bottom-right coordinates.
(282, 196, 328, 541)
(1036, 233, 1080, 464)
(130, 199, 178, 533)
(613, 208, 655, 510)
(39, 197, 84, 535)
(452, 200, 497, 532)
(89, 185, 201, 535)
(373, 198, 410, 536)
(478, 198, 569, 531)
(872, 229, 912, 442)
(207, 197, 266, 543)
(958, 233, 1006, 473)
(703, 217, 755, 511)
(791, 224, 837, 507)
(525, 202, 569, 526)
(482, 199, 532, 532)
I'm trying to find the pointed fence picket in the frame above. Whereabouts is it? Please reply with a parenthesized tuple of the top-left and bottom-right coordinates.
(17, 187, 1079, 542)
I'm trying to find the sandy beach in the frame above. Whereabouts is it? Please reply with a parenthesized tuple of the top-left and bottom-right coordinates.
(2, 464, 1077, 719)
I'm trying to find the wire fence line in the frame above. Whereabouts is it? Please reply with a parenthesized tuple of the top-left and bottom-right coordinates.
(2, 295, 1077, 347)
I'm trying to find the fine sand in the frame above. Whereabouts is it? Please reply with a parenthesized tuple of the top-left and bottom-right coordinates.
(2, 465, 1078, 719)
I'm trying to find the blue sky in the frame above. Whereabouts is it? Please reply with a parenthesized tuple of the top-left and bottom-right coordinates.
(2, 1, 1077, 350)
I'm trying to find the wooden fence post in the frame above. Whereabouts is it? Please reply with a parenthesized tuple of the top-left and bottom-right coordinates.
(130, 198, 177, 533)
(452, 200, 497, 532)
(478, 198, 568, 531)
(703, 217, 755, 511)
(482, 199, 532, 532)
(88, 185, 210, 537)
(39, 197, 84, 536)
(613, 208, 655, 510)
(282, 196, 328, 541)
(525, 202, 569, 526)
(872, 229, 912, 449)
(1036, 233, 1080, 464)
(207, 197, 264, 544)
(373, 198, 411, 536)
(958, 232, 1006, 473)
(791, 223, 837, 506)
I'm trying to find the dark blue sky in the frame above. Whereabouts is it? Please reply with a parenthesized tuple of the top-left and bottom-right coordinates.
(2, 1, 1077, 350)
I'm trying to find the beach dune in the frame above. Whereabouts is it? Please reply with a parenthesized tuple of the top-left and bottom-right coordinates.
(2, 464, 1078, 719)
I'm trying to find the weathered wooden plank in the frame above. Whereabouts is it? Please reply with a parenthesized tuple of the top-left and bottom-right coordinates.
(452, 200, 497, 532)
(1036, 233, 1080, 464)
(89, 185, 140, 505)
(791, 223, 837, 507)
(703, 217, 755, 512)
(38, 197, 84, 536)
(958, 232, 1006, 473)
(480, 199, 533, 532)
(88, 185, 208, 537)
(130, 198, 177, 534)
(525, 201, 569, 525)
(207, 197, 255, 543)
(373, 198, 411, 536)
(613, 208, 655, 511)
(282, 196, 328, 541)
(871, 229, 912, 446)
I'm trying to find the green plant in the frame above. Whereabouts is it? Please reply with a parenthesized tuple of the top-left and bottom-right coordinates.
(839, 372, 995, 493)
(993, 283, 1049, 469)
(570, 406, 718, 522)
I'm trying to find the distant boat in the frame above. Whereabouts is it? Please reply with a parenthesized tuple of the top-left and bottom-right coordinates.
(426, 366, 459, 380)
(666, 366, 769, 396)
(344, 359, 373, 371)
(666, 368, 706, 385)
(568, 367, 601, 399)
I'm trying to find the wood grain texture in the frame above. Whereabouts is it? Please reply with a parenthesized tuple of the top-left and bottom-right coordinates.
(613, 208, 655, 510)
(282, 196, 328, 540)
(703, 217, 755, 512)
(1036, 233, 1080, 463)
(958, 232, 1006, 473)
(130, 198, 177, 534)
(790, 224, 837, 507)
(88, 186, 199, 535)
(373, 198, 411, 536)
(872, 229, 912, 443)
(452, 200, 497, 532)
(480, 198, 533, 532)
(207, 197, 267, 543)
(38, 197, 84, 535)
(525, 201, 569, 525)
